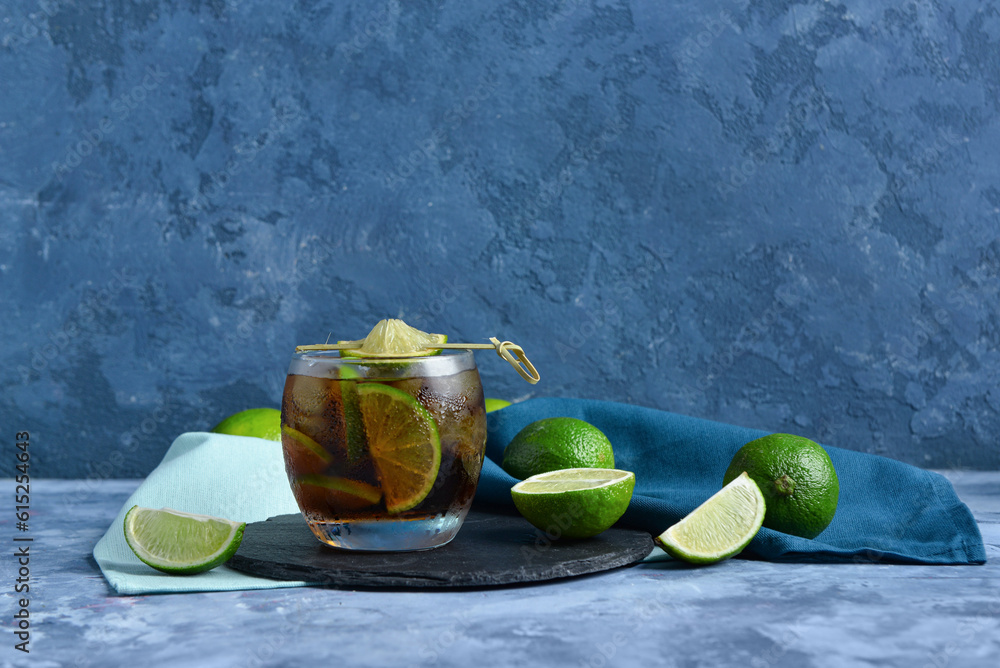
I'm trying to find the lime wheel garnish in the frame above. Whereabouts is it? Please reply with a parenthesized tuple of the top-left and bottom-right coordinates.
(357, 384, 441, 513)
(339, 318, 447, 358)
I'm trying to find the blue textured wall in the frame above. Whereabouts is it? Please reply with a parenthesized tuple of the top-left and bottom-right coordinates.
(2, 0, 998, 477)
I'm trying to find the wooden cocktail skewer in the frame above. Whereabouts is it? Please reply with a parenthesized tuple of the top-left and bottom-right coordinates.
(295, 337, 540, 384)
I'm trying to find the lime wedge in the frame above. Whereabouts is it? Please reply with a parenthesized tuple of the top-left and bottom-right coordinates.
(339, 319, 447, 358)
(511, 468, 635, 539)
(123, 506, 245, 574)
(357, 384, 441, 513)
(296, 474, 383, 511)
(655, 472, 765, 564)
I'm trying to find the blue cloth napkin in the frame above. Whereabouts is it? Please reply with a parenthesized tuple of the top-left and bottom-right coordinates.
(475, 398, 986, 565)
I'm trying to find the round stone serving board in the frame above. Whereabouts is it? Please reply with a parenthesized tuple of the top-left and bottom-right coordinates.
(227, 509, 654, 589)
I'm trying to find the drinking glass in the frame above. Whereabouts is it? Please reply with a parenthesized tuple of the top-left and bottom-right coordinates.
(280, 350, 487, 551)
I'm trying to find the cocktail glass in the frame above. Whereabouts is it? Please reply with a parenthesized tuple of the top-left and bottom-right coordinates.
(280, 350, 487, 551)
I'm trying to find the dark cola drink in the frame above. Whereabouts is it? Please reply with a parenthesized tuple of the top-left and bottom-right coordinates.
(280, 351, 487, 551)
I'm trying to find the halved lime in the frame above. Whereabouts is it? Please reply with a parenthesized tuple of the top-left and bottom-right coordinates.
(655, 472, 766, 565)
(123, 506, 246, 575)
(357, 384, 441, 513)
(511, 468, 635, 539)
(339, 319, 447, 358)
(296, 473, 383, 511)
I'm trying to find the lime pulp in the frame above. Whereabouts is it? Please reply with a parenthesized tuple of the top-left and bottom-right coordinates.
(339, 318, 447, 358)
(123, 506, 246, 574)
(511, 468, 635, 539)
(655, 472, 765, 565)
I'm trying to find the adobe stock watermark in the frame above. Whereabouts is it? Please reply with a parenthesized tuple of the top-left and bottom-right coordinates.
(51, 65, 168, 181)
(920, 600, 1000, 668)
(516, 116, 628, 228)
(383, 72, 500, 191)
(404, 280, 466, 331)
(553, 257, 661, 363)
(750, 627, 802, 668)
(543, 0, 588, 29)
(192, 106, 302, 212)
(696, 286, 801, 392)
(516, 497, 595, 567)
(715, 92, 824, 198)
(850, 464, 988, 568)
(17, 267, 140, 383)
(674, 10, 736, 71)
(577, 598, 692, 668)
(418, 615, 475, 664)
(886, 285, 981, 371)
(843, 128, 965, 235)
(2, 0, 56, 50)
(243, 595, 326, 668)
(62, 398, 176, 508)
(336, 0, 400, 62)
(217, 235, 367, 354)
(895, 128, 966, 185)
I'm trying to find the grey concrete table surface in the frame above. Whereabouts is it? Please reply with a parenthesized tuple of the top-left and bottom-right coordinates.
(1, 474, 997, 668)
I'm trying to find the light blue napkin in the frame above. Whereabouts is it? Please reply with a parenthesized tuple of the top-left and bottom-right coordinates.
(93, 432, 313, 595)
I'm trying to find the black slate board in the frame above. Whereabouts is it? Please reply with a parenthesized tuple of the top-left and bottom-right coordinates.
(228, 509, 654, 589)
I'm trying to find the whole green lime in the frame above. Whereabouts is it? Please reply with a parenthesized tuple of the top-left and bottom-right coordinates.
(723, 433, 839, 539)
(211, 408, 281, 441)
(502, 417, 614, 480)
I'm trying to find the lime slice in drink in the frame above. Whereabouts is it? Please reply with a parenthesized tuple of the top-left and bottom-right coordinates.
(338, 376, 366, 463)
(280, 425, 333, 475)
(511, 468, 635, 539)
(296, 474, 383, 511)
(655, 472, 766, 565)
(123, 506, 246, 574)
(339, 318, 447, 358)
(281, 425, 332, 462)
(356, 384, 441, 513)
